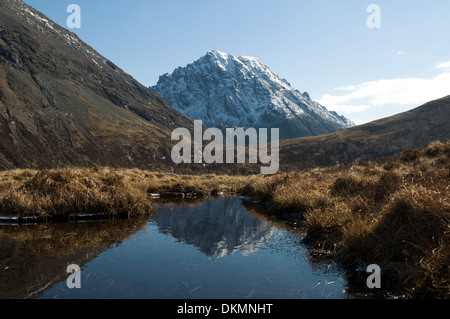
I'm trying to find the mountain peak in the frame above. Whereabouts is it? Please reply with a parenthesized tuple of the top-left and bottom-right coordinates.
(203, 50, 266, 72)
(151, 52, 354, 139)
(206, 49, 229, 58)
(203, 50, 234, 71)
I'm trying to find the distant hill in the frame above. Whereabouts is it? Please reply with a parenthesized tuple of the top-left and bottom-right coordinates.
(0, 0, 191, 170)
(151, 50, 354, 140)
(277, 96, 450, 171)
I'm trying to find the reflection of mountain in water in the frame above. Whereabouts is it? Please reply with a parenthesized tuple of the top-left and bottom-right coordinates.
(152, 197, 278, 258)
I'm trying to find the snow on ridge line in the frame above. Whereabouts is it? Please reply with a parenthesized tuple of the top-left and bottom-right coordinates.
(12, 2, 106, 68)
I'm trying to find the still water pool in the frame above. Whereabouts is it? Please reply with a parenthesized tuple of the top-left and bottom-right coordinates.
(0, 197, 349, 299)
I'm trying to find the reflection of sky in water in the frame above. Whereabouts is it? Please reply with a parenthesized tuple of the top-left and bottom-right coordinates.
(2, 197, 348, 299)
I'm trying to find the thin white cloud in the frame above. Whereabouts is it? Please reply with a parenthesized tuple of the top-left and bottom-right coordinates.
(351, 119, 370, 126)
(435, 61, 450, 69)
(396, 50, 406, 55)
(317, 66, 450, 113)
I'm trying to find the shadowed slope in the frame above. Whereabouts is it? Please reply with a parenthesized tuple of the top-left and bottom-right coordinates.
(0, 0, 191, 170)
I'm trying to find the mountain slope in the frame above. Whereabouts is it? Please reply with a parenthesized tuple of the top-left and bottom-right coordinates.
(277, 95, 450, 171)
(151, 50, 354, 140)
(0, 0, 191, 170)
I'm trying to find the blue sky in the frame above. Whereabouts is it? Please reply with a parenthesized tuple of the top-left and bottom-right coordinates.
(23, 0, 450, 124)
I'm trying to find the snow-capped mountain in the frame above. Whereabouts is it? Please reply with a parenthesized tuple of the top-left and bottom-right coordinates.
(151, 50, 354, 140)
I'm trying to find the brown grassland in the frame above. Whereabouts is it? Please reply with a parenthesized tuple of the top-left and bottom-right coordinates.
(0, 141, 448, 298)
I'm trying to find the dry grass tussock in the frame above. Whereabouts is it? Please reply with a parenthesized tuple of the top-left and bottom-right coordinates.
(241, 141, 449, 298)
(0, 168, 151, 219)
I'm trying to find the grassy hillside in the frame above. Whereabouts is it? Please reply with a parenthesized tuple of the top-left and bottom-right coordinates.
(0, 0, 192, 170)
(278, 96, 450, 171)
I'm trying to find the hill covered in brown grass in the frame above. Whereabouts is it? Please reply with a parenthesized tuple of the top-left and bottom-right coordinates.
(277, 96, 450, 171)
(188, 96, 450, 175)
(0, 0, 192, 170)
